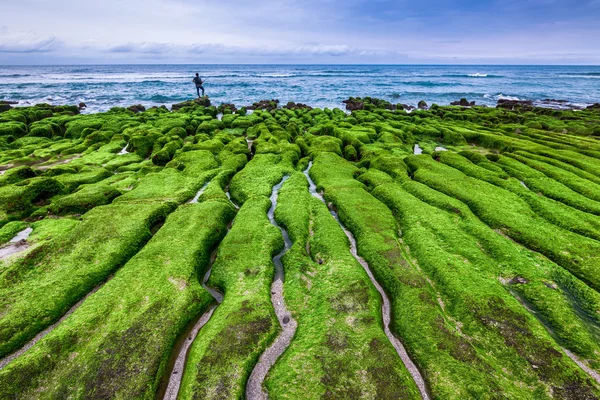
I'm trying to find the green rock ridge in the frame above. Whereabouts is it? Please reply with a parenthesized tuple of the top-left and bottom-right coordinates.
(0, 99, 599, 399)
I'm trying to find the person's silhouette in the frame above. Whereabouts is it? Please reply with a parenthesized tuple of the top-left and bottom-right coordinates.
(192, 73, 205, 97)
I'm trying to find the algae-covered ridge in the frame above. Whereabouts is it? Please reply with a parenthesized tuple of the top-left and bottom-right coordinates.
(0, 99, 600, 399)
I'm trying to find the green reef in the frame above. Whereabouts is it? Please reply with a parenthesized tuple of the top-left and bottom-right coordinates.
(0, 98, 599, 399)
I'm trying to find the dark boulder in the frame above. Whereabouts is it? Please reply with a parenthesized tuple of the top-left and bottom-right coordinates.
(218, 103, 238, 113)
(496, 99, 533, 110)
(283, 101, 312, 110)
(587, 103, 600, 110)
(450, 98, 475, 107)
(78, 102, 87, 110)
(342, 98, 364, 111)
(127, 104, 146, 113)
(418, 100, 428, 109)
(247, 99, 279, 111)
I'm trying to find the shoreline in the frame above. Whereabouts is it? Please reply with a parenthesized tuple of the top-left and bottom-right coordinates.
(2, 96, 599, 116)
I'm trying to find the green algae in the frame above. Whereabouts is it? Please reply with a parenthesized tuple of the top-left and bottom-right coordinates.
(265, 171, 420, 399)
(0, 199, 234, 399)
(0, 100, 599, 399)
(178, 196, 281, 400)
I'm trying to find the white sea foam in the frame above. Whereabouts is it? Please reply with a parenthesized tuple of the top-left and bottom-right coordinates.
(468, 73, 488, 77)
(497, 94, 521, 101)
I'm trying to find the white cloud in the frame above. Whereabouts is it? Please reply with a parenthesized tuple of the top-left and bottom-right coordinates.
(0, 29, 59, 53)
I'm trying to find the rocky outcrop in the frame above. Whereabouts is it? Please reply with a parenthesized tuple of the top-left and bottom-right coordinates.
(0, 100, 17, 113)
(450, 98, 475, 107)
(418, 100, 428, 109)
(342, 98, 364, 111)
(247, 99, 279, 111)
(282, 102, 312, 110)
(78, 102, 87, 110)
(587, 103, 600, 110)
(218, 103, 237, 113)
(171, 96, 211, 111)
(127, 104, 146, 113)
(496, 99, 533, 110)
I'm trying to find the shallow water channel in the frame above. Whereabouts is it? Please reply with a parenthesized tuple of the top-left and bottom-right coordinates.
(246, 176, 298, 400)
(0, 227, 33, 260)
(162, 186, 227, 400)
(303, 161, 430, 399)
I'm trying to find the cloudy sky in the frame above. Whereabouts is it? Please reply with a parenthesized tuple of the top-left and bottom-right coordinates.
(1, 0, 599, 64)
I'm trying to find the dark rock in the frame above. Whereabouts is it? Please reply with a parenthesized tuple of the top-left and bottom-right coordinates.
(318, 259, 324, 265)
(283, 101, 312, 110)
(247, 99, 279, 111)
(0, 104, 11, 113)
(342, 98, 365, 111)
(218, 103, 237, 113)
(450, 98, 475, 107)
(171, 97, 211, 111)
(0, 100, 18, 105)
(509, 276, 529, 285)
(127, 104, 146, 113)
(544, 281, 558, 290)
(283, 315, 290, 324)
(496, 99, 533, 110)
(418, 100, 428, 109)
(78, 102, 87, 109)
(587, 103, 600, 110)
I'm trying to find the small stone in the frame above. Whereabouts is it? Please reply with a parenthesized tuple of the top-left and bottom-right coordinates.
(283, 316, 290, 324)
(509, 276, 529, 285)
(544, 281, 558, 290)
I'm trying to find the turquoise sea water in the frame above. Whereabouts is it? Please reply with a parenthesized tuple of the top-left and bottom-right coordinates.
(1, 64, 599, 113)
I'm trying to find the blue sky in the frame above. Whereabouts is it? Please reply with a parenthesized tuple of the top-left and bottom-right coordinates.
(1, 0, 599, 64)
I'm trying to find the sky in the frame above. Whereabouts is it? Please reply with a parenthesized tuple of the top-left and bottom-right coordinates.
(1, 0, 599, 65)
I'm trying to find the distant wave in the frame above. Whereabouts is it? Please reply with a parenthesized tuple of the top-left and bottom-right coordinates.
(557, 72, 600, 77)
(0, 74, 32, 78)
(406, 81, 456, 87)
(559, 75, 600, 79)
(441, 74, 503, 78)
(497, 94, 522, 101)
(148, 94, 188, 103)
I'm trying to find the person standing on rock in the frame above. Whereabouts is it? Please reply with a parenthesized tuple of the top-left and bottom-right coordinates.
(193, 73, 205, 97)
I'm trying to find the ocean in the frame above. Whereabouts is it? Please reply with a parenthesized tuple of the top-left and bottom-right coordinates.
(1, 64, 599, 113)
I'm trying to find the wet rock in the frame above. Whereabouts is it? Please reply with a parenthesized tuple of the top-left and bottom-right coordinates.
(78, 102, 87, 110)
(0, 100, 18, 105)
(587, 103, 600, 110)
(218, 103, 237, 113)
(342, 98, 364, 111)
(542, 98, 568, 104)
(343, 97, 397, 111)
(496, 99, 533, 110)
(283, 101, 312, 110)
(171, 96, 211, 111)
(247, 99, 279, 111)
(450, 98, 476, 107)
(127, 104, 146, 113)
(509, 276, 529, 285)
(418, 100, 428, 109)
